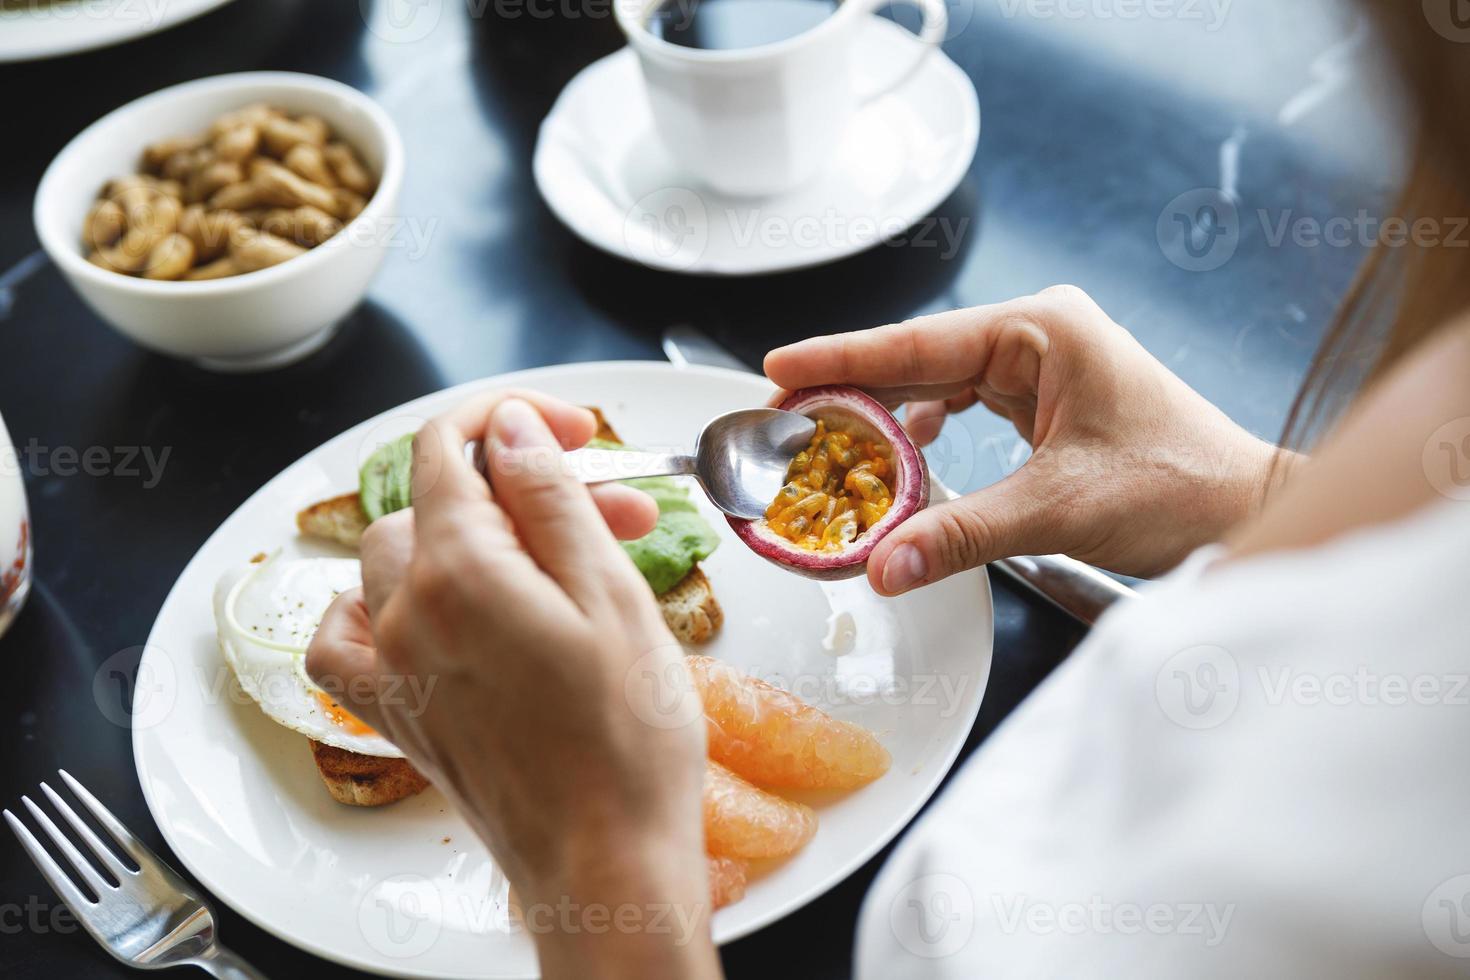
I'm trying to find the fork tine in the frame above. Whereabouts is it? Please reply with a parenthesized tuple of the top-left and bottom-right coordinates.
(4, 808, 96, 918)
(57, 770, 153, 871)
(20, 796, 112, 895)
(40, 781, 131, 880)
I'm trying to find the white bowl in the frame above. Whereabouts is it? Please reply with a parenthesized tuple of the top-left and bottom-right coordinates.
(34, 72, 404, 372)
(0, 411, 30, 641)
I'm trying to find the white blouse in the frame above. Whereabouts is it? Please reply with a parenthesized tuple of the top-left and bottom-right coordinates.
(857, 500, 1470, 979)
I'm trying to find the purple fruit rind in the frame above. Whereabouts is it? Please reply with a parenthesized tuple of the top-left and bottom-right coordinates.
(728, 386, 930, 580)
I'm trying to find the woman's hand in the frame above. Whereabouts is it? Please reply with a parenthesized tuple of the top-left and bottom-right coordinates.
(305, 393, 719, 979)
(766, 286, 1282, 593)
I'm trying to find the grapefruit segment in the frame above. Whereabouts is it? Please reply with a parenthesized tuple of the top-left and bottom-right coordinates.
(704, 760, 817, 859)
(707, 855, 748, 909)
(689, 655, 891, 791)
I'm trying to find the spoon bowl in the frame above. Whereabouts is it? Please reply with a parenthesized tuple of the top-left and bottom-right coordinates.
(559, 408, 817, 519)
(691, 409, 820, 519)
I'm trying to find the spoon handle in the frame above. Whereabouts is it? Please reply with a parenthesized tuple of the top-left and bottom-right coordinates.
(465, 442, 697, 485)
(561, 448, 698, 484)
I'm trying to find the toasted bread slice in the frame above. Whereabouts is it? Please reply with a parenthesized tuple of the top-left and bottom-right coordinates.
(296, 407, 723, 643)
(297, 491, 370, 548)
(660, 565, 723, 644)
(589, 406, 619, 444)
(309, 739, 430, 806)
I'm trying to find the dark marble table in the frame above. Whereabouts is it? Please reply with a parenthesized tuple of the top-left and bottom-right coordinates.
(0, 0, 1391, 976)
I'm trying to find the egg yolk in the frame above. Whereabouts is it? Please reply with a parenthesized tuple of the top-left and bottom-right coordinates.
(314, 690, 377, 737)
(765, 419, 893, 551)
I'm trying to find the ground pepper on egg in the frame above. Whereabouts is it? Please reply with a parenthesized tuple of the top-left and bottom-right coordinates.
(765, 420, 893, 551)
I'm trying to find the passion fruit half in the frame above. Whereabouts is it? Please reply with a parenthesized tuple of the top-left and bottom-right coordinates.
(729, 386, 929, 580)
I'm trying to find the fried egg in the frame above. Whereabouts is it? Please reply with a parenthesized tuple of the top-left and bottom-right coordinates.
(213, 553, 401, 758)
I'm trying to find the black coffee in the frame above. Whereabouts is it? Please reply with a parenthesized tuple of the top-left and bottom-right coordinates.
(645, 0, 840, 51)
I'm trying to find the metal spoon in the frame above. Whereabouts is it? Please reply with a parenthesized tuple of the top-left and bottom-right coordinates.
(469, 409, 817, 520)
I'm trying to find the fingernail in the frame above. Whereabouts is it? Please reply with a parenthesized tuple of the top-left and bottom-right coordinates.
(492, 398, 556, 449)
(882, 544, 927, 594)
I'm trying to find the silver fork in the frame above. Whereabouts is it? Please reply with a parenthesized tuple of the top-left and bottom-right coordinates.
(5, 770, 266, 979)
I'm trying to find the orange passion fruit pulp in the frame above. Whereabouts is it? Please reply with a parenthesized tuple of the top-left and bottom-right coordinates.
(729, 386, 929, 581)
(764, 420, 893, 552)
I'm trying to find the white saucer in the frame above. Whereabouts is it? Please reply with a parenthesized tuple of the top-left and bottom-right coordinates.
(533, 18, 980, 276)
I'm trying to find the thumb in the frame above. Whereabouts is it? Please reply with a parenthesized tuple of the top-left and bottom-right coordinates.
(304, 588, 389, 735)
(867, 467, 1055, 596)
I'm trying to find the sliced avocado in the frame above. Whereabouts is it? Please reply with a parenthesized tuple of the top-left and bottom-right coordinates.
(360, 433, 415, 523)
(357, 434, 721, 595)
(587, 440, 721, 594)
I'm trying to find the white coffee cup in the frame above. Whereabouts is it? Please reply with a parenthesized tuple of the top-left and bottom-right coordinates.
(614, 0, 948, 197)
(0, 411, 31, 639)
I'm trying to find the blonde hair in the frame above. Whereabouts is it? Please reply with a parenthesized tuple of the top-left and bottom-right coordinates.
(1283, 2, 1470, 449)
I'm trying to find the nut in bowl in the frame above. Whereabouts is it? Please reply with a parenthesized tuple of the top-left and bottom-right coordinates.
(84, 104, 377, 282)
(34, 72, 404, 372)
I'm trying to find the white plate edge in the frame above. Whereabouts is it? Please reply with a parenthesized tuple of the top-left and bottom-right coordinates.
(0, 0, 237, 63)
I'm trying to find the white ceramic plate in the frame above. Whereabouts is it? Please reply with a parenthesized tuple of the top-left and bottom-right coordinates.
(133, 362, 993, 978)
(533, 18, 981, 275)
(0, 0, 236, 63)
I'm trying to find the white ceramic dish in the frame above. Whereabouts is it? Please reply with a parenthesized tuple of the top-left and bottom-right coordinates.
(133, 362, 994, 977)
(533, 17, 980, 275)
(0, 0, 236, 63)
(612, 0, 947, 198)
(0, 411, 31, 640)
(34, 72, 404, 372)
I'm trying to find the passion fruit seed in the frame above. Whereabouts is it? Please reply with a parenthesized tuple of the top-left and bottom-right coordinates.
(728, 385, 930, 581)
(764, 420, 893, 551)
